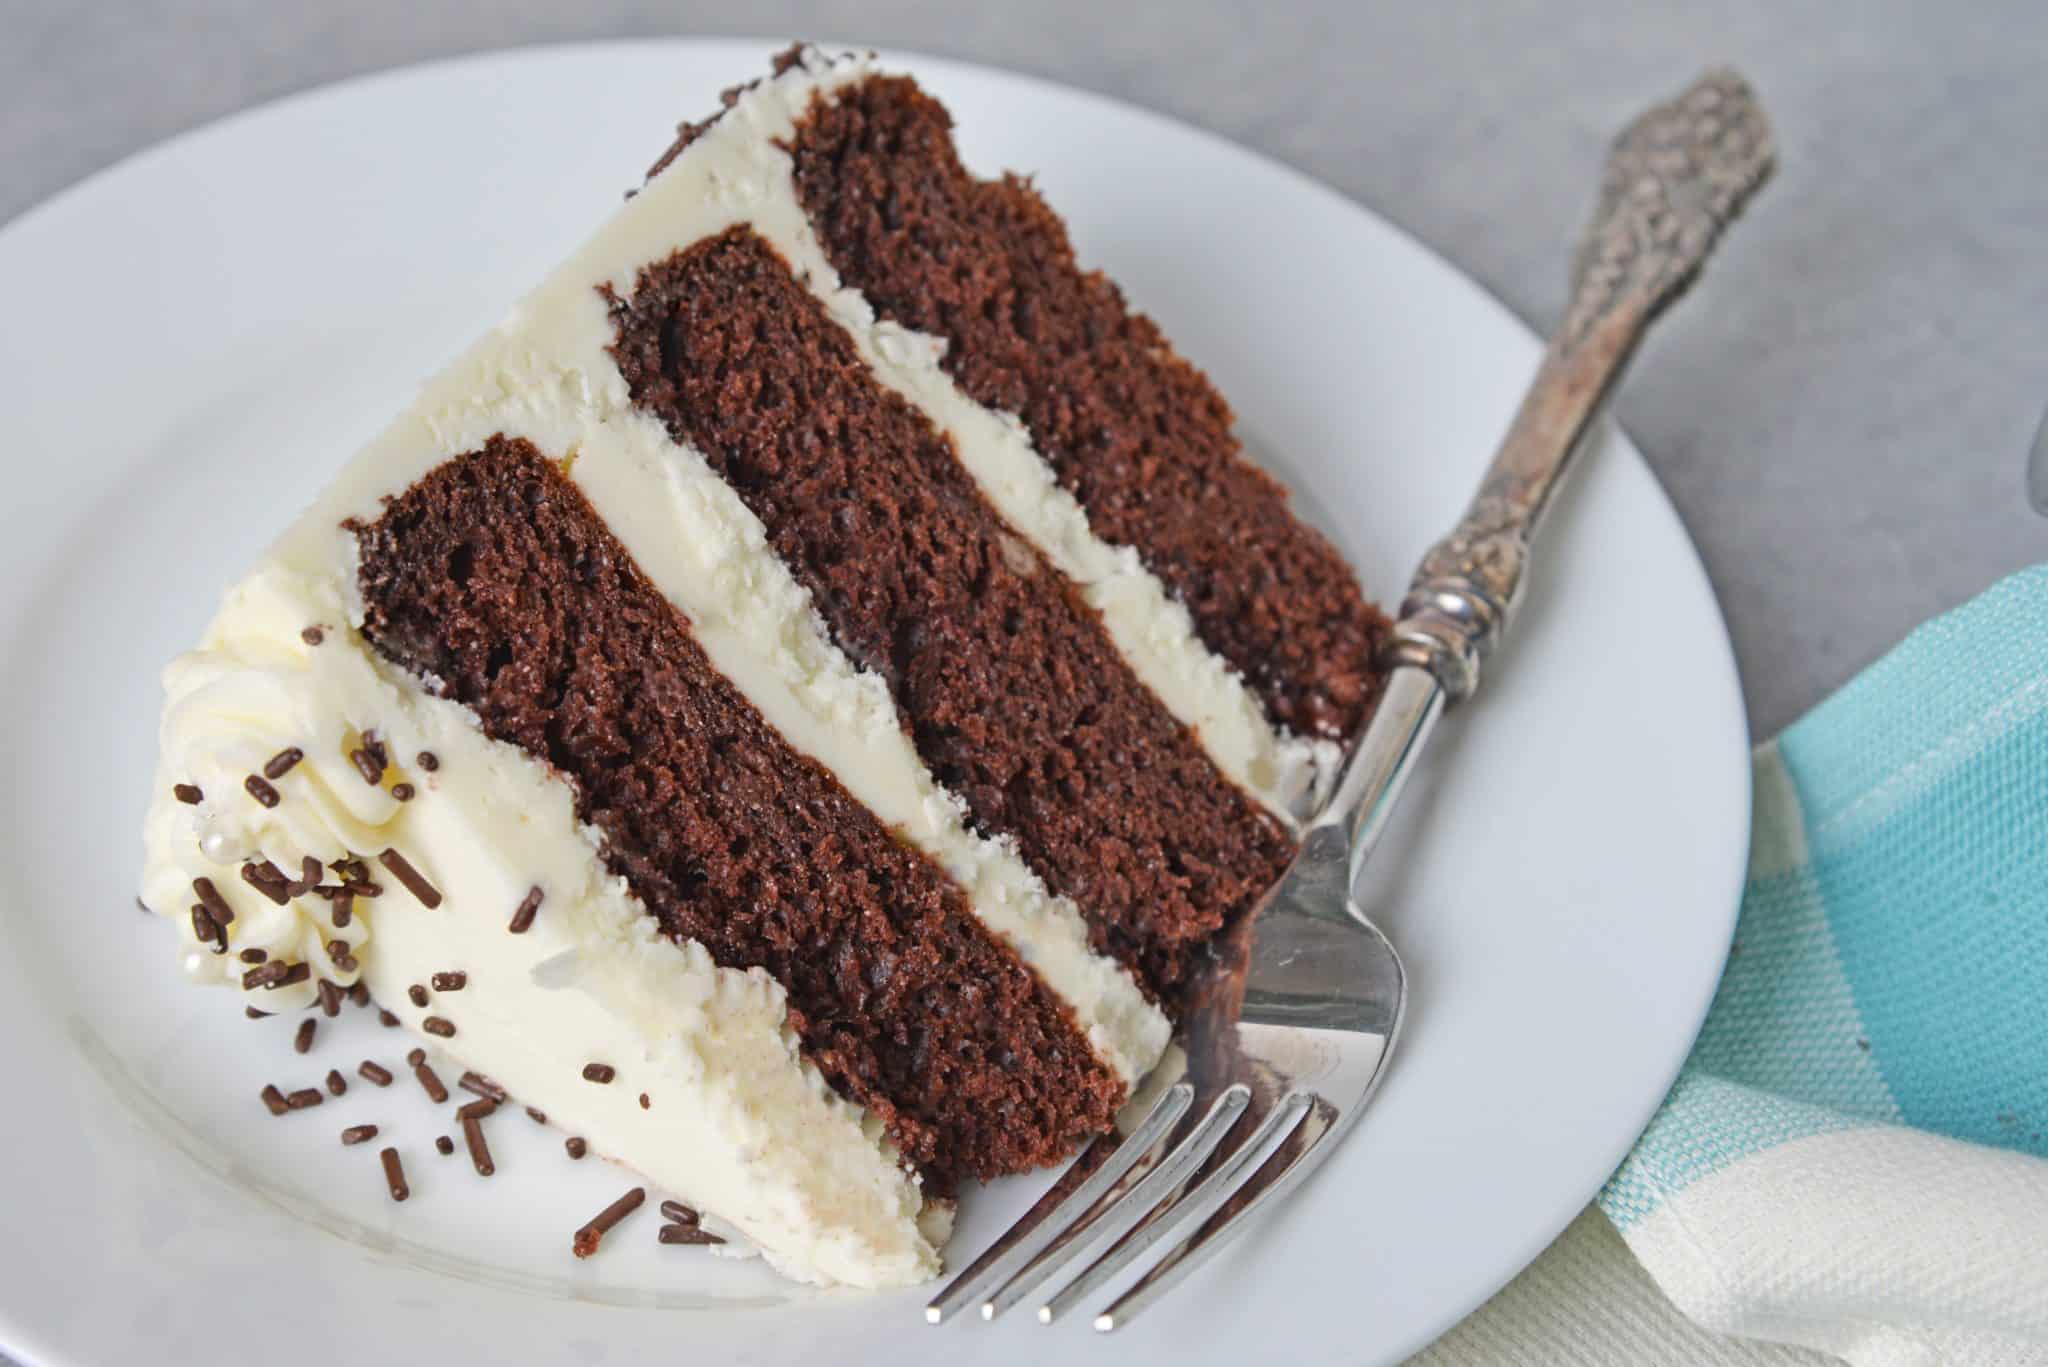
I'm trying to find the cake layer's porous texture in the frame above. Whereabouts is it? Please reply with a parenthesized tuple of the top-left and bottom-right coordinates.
(352, 436, 1122, 1189)
(605, 227, 1294, 1005)
(784, 75, 1388, 743)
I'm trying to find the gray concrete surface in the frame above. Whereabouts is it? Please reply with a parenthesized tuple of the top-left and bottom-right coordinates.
(4, 5, 2042, 1361)
(10, 0, 2045, 737)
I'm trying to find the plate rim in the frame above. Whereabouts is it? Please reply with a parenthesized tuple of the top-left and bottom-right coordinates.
(0, 35, 1750, 1367)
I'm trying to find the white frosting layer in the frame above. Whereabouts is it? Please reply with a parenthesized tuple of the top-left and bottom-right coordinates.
(142, 570, 940, 1286)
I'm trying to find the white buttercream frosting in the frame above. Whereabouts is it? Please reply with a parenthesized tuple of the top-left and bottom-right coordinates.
(142, 569, 940, 1286)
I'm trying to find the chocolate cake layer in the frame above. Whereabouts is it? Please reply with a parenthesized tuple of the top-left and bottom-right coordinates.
(606, 227, 1294, 1004)
(784, 75, 1388, 742)
(352, 435, 1122, 1187)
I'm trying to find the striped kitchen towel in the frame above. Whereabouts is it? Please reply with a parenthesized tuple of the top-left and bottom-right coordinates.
(1596, 564, 2048, 1365)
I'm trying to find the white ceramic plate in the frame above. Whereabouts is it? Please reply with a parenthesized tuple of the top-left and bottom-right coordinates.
(0, 39, 1748, 1367)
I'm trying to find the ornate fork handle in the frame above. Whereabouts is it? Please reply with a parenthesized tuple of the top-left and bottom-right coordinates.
(1385, 69, 1774, 703)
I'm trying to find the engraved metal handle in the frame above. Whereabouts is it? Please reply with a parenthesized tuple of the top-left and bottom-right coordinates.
(1385, 68, 1775, 704)
(1317, 68, 1774, 881)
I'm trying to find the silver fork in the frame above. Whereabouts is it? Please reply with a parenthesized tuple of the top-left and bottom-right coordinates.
(925, 68, 1773, 1333)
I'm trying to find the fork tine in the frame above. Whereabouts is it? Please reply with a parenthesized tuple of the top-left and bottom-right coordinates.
(1037, 1090, 1314, 1324)
(923, 1079, 1193, 1324)
(1092, 1095, 1342, 1333)
(980, 1083, 1251, 1321)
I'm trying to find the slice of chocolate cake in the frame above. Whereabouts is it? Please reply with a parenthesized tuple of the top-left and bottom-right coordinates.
(137, 45, 1388, 1287)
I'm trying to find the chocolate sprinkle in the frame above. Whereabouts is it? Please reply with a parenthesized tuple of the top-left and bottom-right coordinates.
(380, 1147, 409, 1201)
(349, 745, 385, 787)
(243, 774, 281, 808)
(294, 1019, 317, 1054)
(378, 848, 442, 908)
(341, 1124, 378, 1145)
(245, 1006, 272, 1019)
(525, 1107, 547, 1124)
(659, 1200, 700, 1226)
(407, 984, 429, 1008)
(293, 855, 324, 896)
(190, 904, 224, 955)
(417, 751, 440, 771)
(435, 1135, 455, 1155)
(330, 891, 355, 929)
(173, 783, 204, 805)
(242, 960, 288, 990)
(239, 947, 267, 964)
(573, 1187, 645, 1257)
(192, 877, 235, 926)
(391, 783, 416, 802)
(422, 1016, 456, 1038)
(456, 1097, 498, 1122)
(260, 1084, 290, 1116)
(317, 979, 343, 1017)
(377, 1009, 401, 1027)
(274, 962, 311, 989)
(347, 980, 371, 1007)
(430, 971, 467, 992)
(358, 1060, 393, 1087)
(581, 1063, 615, 1084)
(414, 1061, 449, 1104)
(462, 1115, 495, 1176)
(658, 1225, 725, 1247)
(639, 1093, 651, 1110)
(508, 886, 543, 934)
(458, 1072, 506, 1102)
(565, 1137, 588, 1159)
(406, 1047, 427, 1067)
(239, 862, 290, 907)
(286, 1088, 323, 1109)
(301, 626, 325, 646)
(364, 730, 389, 768)
(325, 1069, 347, 1097)
(263, 747, 305, 780)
